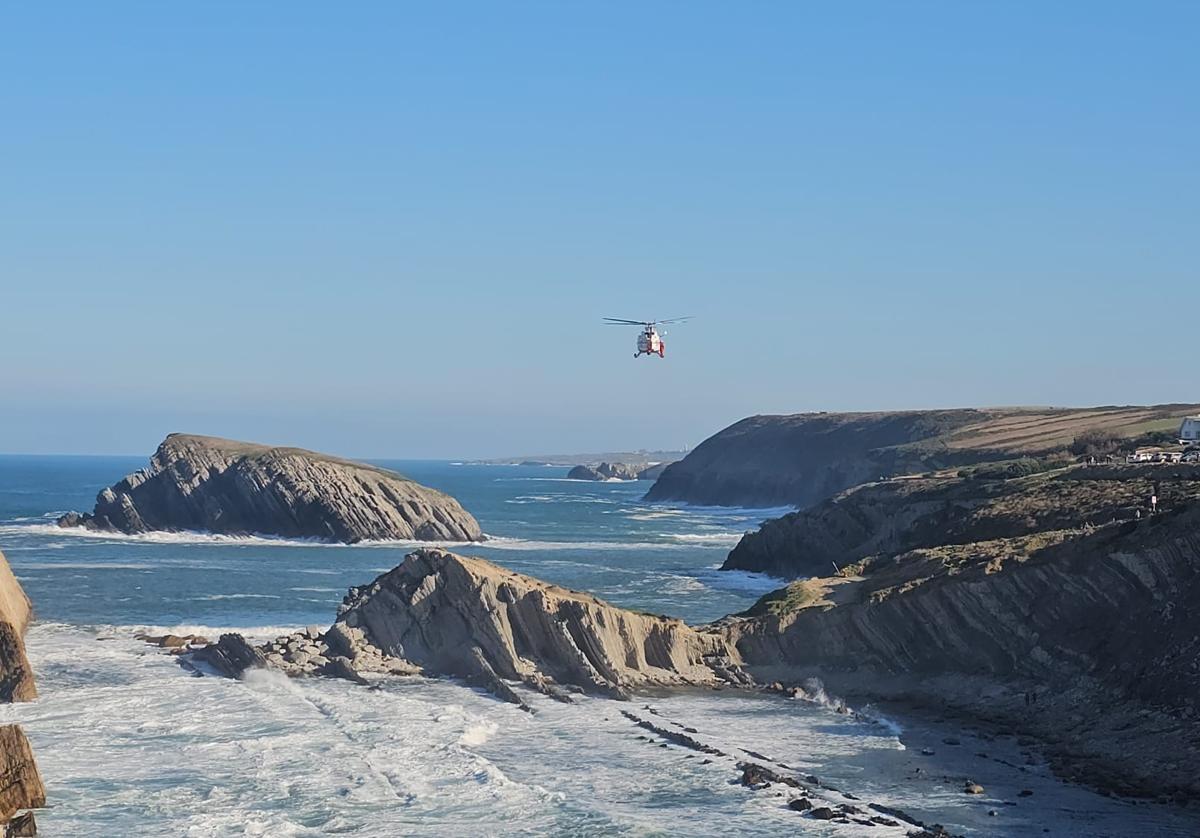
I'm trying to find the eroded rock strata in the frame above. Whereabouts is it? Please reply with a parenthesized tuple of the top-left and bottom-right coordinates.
(0, 552, 44, 834)
(0, 726, 45, 834)
(57, 434, 482, 543)
(182, 549, 738, 705)
(722, 505, 1200, 800)
(334, 549, 731, 700)
(0, 552, 35, 703)
(173, 485, 1200, 801)
(724, 464, 1200, 578)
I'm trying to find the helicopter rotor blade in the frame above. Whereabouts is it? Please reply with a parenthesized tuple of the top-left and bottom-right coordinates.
(602, 318, 648, 325)
(655, 316, 694, 325)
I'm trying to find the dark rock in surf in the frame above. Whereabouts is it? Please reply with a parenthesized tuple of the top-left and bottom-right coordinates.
(191, 634, 266, 679)
(55, 433, 482, 544)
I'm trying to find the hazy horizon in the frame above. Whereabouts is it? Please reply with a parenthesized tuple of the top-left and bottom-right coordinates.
(4, 3, 1197, 458)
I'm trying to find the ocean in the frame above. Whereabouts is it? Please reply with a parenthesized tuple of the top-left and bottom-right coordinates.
(0, 456, 1195, 836)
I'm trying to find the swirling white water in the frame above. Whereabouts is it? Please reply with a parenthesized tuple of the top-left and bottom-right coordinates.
(0, 456, 1196, 836)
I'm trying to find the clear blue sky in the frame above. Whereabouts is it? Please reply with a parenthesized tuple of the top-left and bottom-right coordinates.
(3, 3, 1197, 458)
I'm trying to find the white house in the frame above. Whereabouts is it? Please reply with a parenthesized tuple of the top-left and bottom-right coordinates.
(1179, 416, 1200, 445)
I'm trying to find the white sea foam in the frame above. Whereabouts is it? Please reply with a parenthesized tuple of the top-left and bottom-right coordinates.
(691, 567, 787, 595)
(196, 593, 283, 601)
(5, 624, 1194, 836)
(13, 561, 159, 571)
(0, 522, 336, 547)
(459, 721, 499, 747)
(664, 531, 747, 544)
(476, 536, 720, 552)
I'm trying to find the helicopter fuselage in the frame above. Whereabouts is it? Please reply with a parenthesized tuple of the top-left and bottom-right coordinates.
(635, 327, 665, 358)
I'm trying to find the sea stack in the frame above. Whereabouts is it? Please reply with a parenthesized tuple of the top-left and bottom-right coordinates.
(330, 549, 732, 700)
(57, 434, 483, 544)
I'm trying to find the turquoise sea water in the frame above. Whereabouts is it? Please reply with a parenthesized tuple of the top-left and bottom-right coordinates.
(0, 456, 1196, 836)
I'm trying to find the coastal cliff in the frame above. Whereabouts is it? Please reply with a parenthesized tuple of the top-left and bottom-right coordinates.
(0, 552, 46, 835)
(645, 404, 1200, 508)
(0, 551, 35, 703)
(173, 521, 1200, 799)
(723, 465, 1200, 578)
(57, 434, 483, 543)
(722, 507, 1200, 799)
(0, 726, 45, 834)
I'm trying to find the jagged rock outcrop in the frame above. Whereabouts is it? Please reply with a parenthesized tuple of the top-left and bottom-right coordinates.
(332, 549, 732, 702)
(177, 550, 740, 706)
(190, 634, 268, 678)
(0, 726, 45, 834)
(723, 465, 1200, 578)
(722, 506, 1200, 800)
(644, 404, 1200, 508)
(0, 552, 35, 703)
(56, 434, 482, 543)
(567, 462, 641, 481)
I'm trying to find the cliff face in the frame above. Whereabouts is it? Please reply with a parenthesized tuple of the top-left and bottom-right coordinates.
(0, 551, 35, 703)
(0, 726, 45, 827)
(723, 509, 1200, 798)
(0, 555, 45, 833)
(645, 404, 1200, 508)
(334, 549, 731, 701)
(724, 466, 1200, 578)
(57, 434, 482, 543)
(644, 410, 994, 508)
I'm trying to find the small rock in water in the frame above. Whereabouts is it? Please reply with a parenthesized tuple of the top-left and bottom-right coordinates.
(942, 737, 960, 746)
(809, 807, 837, 820)
(921, 747, 936, 756)
(964, 781, 985, 795)
(1018, 789, 1033, 797)
(787, 797, 812, 812)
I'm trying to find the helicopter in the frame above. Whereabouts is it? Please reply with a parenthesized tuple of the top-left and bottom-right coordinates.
(603, 317, 692, 358)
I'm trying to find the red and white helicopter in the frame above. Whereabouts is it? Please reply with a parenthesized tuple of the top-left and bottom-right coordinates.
(604, 316, 693, 358)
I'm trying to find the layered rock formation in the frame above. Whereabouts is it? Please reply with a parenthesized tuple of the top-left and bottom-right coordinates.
(722, 506, 1200, 799)
(723, 464, 1200, 578)
(0, 726, 45, 834)
(57, 434, 482, 543)
(0, 553, 44, 834)
(0, 552, 35, 703)
(645, 404, 1200, 508)
(333, 549, 732, 701)
(182, 550, 738, 705)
